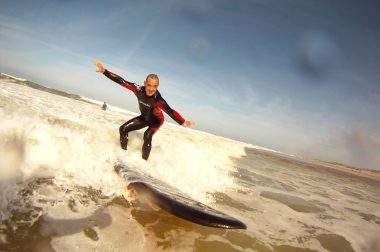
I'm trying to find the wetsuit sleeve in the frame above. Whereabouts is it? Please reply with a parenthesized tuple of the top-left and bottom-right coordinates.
(155, 97, 185, 125)
(103, 69, 138, 95)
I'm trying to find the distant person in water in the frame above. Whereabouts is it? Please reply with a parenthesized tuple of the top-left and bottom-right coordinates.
(102, 102, 108, 111)
(95, 61, 195, 160)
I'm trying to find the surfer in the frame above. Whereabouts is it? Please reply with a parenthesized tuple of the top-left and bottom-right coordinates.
(102, 102, 107, 111)
(95, 61, 195, 160)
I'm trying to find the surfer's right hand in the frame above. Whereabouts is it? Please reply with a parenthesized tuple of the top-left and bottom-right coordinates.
(95, 60, 105, 73)
(182, 120, 195, 127)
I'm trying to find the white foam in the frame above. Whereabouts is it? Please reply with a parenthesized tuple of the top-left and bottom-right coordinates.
(1, 72, 27, 82)
(80, 96, 103, 105)
(80, 96, 139, 116)
(246, 143, 283, 154)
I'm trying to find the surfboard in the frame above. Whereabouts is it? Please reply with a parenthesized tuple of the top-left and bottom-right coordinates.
(114, 164, 247, 229)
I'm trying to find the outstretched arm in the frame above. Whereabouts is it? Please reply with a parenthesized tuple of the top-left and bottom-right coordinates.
(155, 97, 195, 127)
(95, 60, 139, 95)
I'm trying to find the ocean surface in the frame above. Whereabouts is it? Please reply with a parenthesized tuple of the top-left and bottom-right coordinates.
(1, 75, 380, 252)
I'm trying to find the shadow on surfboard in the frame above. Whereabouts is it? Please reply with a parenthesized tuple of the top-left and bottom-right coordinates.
(114, 164, 247, 229)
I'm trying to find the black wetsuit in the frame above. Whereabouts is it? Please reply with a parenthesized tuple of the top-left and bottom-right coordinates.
(103, 69, 185, 160)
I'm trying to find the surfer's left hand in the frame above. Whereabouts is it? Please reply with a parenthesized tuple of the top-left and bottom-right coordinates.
(95, 60, 105, 73)
(182, 120, 195, 127)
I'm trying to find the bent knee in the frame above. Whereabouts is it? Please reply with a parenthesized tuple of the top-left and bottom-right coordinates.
(119, 125, 125, 134)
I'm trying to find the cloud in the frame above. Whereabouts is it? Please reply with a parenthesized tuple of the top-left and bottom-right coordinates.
(182, 102, 315, 153)
(0, 19, 92, 62)
(120, 19, 157, 65)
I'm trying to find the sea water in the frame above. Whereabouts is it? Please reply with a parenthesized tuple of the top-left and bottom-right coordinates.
(0, 76, 379, 252)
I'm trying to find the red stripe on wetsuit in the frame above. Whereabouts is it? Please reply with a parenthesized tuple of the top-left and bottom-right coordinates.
(154, 100, 185, 125)
(104, 69, 138, 95)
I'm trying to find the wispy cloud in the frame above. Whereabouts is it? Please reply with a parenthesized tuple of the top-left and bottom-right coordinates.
(0, 19, 93, 63)
(119, 19, 157, 66)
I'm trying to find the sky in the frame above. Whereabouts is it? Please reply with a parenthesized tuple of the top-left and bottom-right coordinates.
(1, 0, 380, 169)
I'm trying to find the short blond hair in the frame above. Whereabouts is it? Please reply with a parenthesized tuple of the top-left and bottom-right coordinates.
(146, 73, 159, 82)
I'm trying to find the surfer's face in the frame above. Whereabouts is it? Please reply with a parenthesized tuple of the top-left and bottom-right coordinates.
(144, 77, 159, 96)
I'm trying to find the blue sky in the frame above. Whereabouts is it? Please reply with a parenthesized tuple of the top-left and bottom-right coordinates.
(1, 0, 380, 169)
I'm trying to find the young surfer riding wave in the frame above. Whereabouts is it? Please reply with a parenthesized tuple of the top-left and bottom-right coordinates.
(95, 61, 195, 160)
